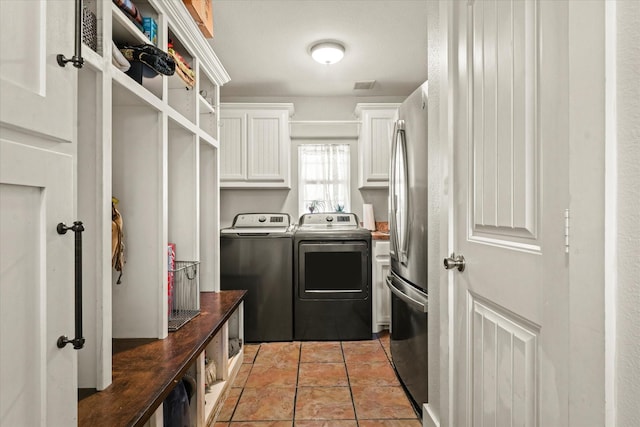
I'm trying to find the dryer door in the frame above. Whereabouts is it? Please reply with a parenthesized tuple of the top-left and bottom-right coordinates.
(298, 241, 369, 300)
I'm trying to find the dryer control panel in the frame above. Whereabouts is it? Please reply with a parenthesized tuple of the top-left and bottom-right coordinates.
(298, 213, 359, 228)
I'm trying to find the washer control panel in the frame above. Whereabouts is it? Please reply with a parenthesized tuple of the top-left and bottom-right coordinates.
(232, 213, 290, 228)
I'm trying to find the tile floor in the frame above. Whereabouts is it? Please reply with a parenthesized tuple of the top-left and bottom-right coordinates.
(214, 331, 421, 427)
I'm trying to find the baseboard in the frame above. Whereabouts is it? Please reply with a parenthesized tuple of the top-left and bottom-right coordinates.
(422, 403, 440, 427)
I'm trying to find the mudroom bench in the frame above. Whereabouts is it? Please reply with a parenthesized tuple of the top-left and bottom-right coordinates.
(78, 290, 246, 427)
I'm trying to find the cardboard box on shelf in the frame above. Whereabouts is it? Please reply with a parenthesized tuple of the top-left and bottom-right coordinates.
(182, 0, 213, 38)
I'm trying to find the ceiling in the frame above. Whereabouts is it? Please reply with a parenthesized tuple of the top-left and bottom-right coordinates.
(209, 0, 428, 98)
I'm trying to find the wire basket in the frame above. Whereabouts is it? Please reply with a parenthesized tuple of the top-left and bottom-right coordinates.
(168, 261, 200, 331)
(82, 6, 98, 52)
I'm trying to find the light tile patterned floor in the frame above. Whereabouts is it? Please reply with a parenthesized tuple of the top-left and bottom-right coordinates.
(214, 332, 421, 427)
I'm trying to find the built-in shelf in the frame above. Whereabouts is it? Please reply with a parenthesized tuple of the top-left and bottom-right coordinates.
(76, 2, 231, 414)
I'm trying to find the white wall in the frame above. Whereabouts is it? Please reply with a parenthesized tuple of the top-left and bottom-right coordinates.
(219, 95, 406, 226)
(614, 2, 640, 426)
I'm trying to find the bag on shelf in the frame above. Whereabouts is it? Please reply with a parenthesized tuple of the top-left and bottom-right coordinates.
(119, 44, 175, 76)
(112, 197, 125, 284)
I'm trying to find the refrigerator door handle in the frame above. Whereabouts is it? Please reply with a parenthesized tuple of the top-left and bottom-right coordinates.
(386, 276, 427, 313)
(389, 121, 400, 258)
(397, 125, 409, 265)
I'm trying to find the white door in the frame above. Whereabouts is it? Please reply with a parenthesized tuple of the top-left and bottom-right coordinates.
(450, 1, 570, 426)
(0, 1, 78, 426)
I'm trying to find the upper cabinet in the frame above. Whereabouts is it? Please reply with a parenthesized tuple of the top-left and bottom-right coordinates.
(355, 103, 400, 188)
(220, 103, 295, 188)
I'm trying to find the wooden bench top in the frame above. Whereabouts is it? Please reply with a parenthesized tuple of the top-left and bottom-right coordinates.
(78, 290, 246, 427)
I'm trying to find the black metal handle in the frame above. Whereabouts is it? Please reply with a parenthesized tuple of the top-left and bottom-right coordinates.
(57, 221, 85, 350)
(57, 0, 84, 68)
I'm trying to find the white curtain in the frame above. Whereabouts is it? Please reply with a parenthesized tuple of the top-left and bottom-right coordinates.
(298, 144, 350, 216)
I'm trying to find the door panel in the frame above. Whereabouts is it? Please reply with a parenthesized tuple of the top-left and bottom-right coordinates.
(470, 295, 538, 427)
(0, 141, 76, 426)
(0, 0, 75, 142)
(219, 114, 247, 180)
(376, 260, 391, 325)
(0, 184, 45, 427)
(452, 1, 569, 426)
(470, 0, 539, 248)
(247, 111, 287, 181)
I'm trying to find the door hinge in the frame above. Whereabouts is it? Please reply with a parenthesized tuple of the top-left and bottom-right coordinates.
(564, 209, 570, 254)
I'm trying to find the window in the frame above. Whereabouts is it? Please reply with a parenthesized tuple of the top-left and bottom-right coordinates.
(298, 144, 350, 216)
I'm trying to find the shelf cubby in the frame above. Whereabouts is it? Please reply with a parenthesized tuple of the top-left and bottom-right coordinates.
(167, 28, 196, 123)
(111, 100, 164, 339)
(199, 95, 217, 139)
(199, 138, 219, 292)
(111, 2, 151, 46)
(168, 118, 199, 264)
(198, 66, 218, 140)
(201, 303, 244, 425)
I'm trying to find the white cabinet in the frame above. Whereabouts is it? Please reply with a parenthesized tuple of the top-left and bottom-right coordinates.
(220, 103, 295, 188)
(355, 103, 400, 188)
(74, 0, 230, 397)
(372, 240, 391, 332)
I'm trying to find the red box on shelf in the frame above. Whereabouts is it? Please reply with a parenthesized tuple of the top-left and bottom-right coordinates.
(168, 243, 176, 315)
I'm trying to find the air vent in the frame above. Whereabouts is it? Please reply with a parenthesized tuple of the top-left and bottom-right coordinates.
(353, 80, 376, 90)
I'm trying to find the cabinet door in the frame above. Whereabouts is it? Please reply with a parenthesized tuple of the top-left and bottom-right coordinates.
(359, 108, 398, 188)
(0, 1, 76, 142)
(0, 1, 77, 424)
(246, 110, 290, 185)
(219, 112, 247, 181)
(376, 256, 392, 327)
(373, 241, 391, 331)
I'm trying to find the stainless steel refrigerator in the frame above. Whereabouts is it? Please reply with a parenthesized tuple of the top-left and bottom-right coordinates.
(387, 81, 429, 413)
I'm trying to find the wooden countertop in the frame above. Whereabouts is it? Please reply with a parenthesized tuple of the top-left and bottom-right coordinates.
(371, 221, 389, 240)
(371, 231, 390, 241)
(359, 221, 389, 240)
(78, 290, 246, 427)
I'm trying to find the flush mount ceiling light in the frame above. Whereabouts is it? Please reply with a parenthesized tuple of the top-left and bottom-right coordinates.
(310, 41, 345, 65)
